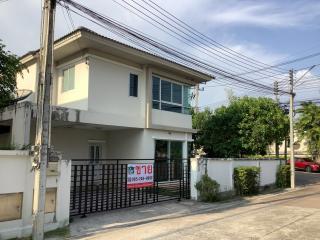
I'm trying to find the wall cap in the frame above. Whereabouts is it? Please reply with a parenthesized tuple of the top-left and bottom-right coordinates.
(0, 150, 30, 156)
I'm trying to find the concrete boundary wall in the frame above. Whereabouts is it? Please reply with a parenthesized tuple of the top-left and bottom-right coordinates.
(191, 158, 285, 200)
(0, 150, 71, 240)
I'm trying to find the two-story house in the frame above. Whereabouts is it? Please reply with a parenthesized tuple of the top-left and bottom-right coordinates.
(0, 27, 212, 163)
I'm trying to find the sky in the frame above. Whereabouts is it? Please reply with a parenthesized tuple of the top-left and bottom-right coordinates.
(0, 0, 319, 109)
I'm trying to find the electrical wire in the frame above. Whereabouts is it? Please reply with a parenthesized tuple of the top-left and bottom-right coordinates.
(58, 0, 290, 95)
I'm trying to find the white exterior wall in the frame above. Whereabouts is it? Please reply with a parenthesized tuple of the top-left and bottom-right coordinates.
(16, 62, 38, 102)
(15, 54, 195, 131)
(0, 151, 71, 240)
(107, 129, 192, 159)
(190, 158, 284, 200)
(51, 127, 108, 160)
(88, 56, 145, 128)
(55, 58, 89, 110)
(49, 127, 191, 160)
(152, 109, 192, 129)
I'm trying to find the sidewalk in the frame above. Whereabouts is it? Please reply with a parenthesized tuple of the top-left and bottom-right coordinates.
(46, 184, 320, 239)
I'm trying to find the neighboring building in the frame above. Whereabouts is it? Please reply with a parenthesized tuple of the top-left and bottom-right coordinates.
(269, 135, 310, 158)
(0, 27, 213, 162)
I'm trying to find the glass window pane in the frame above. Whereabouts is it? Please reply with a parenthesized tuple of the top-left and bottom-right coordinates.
(62, 67, 75, 92)
(172, 83, 182, 104)
(170, 141, 183, 180)
(170, 141, 183, 159)
(161, 80, 171, 102)
(183, 86, 190, 107)
(152, 76, 160, 101)
(161, 103, 182, 113)
(155, 140, 168, 159)
(155, 140, 169, 181)
(183, 86, 191, 114)
(63, 69, 69, 92)
(95, 146, 100, 160)
(68, 67, 75, 90)
(89, 145, 95, 161)
(129, 74, 138, 97)
(152, 101, 160, 109)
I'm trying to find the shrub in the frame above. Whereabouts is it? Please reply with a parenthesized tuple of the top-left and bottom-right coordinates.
(195, 174, 220, 202)
(276, 165, 291, 188)
(233, 166, 260, 196)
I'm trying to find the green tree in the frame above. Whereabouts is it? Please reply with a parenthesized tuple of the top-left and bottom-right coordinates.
(193, 96, 289, 157)
(296, 102, 320, 160)
(0, 40, 23, 108)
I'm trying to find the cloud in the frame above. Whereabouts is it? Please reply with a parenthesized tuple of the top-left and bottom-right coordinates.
(227, 43, 288, 65)
(206, 1, 320, 28)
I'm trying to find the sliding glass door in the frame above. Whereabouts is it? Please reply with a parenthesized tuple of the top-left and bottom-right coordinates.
(155, 140, 183, 181)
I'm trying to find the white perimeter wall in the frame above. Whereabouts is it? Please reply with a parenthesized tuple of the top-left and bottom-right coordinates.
(0, 151, 71, 240)
(191, 158, 284, 200)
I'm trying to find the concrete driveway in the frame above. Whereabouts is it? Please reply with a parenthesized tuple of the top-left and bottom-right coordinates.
(65, 181, 320, 240)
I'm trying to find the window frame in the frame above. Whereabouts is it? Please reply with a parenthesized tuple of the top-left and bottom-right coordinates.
(61, 65, 75, 93)
(129, 73, 139, 97)
(152, 74, 191, 114)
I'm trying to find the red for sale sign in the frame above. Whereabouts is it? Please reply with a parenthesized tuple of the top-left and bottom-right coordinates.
(127, 163, 154, 189)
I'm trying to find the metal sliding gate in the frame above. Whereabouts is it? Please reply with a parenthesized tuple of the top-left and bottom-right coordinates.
(70, 159, 190, 217)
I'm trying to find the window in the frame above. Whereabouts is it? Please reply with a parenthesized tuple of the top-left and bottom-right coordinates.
(172, 84, 182, 104)
(62, 66, 75, 92)
(89, 143, 102, 163)
(129, 73, 138, 97)
(152, 75, 191, 114)
(161, 80, 171, 102)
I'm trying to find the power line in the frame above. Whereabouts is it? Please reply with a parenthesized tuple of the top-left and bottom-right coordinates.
(142, 0, 288, 74)
(59, 0, 290, 95)
(116, 0, 287, 79)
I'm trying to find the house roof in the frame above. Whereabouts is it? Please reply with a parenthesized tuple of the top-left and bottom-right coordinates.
(20, 27, 214, 83)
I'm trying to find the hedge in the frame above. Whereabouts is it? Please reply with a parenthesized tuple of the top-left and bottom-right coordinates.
(195, 174, 220, 202)
(276, 165, 291, 188)
(233, 166, 260, 196)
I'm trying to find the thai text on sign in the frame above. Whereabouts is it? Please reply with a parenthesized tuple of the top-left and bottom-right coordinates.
(127, 163, 154, 189)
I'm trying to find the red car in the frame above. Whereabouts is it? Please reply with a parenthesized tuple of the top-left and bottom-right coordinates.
(287, 158, 320, 172)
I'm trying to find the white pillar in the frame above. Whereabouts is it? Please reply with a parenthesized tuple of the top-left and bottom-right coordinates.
(190, 157, 201, 200)
(182, 140, 188, 159)
(11, 103, 32, 149)
(55, 159, 72, 227)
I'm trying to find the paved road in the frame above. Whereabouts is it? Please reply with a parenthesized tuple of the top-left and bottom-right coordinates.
(296, 171, 320, 186)
(68, 181, 320, 240)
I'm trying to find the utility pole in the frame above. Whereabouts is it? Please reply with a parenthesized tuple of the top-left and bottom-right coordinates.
(274, 81, 280, 158)
(194, 84, 199, 112)
(32, 0, 56, 239)
(274, 81, 279, 103)
(289, 69, 295, 189)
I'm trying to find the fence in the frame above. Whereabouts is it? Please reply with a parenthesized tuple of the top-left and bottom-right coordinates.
(70, 158, 190, 217)
(0, 150, 71, 240)
(191, 158, 284, 200)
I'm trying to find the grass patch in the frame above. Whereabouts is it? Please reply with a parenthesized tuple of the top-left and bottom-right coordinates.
(9, 227, 70, 240)
(44, 227, 70, 239)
